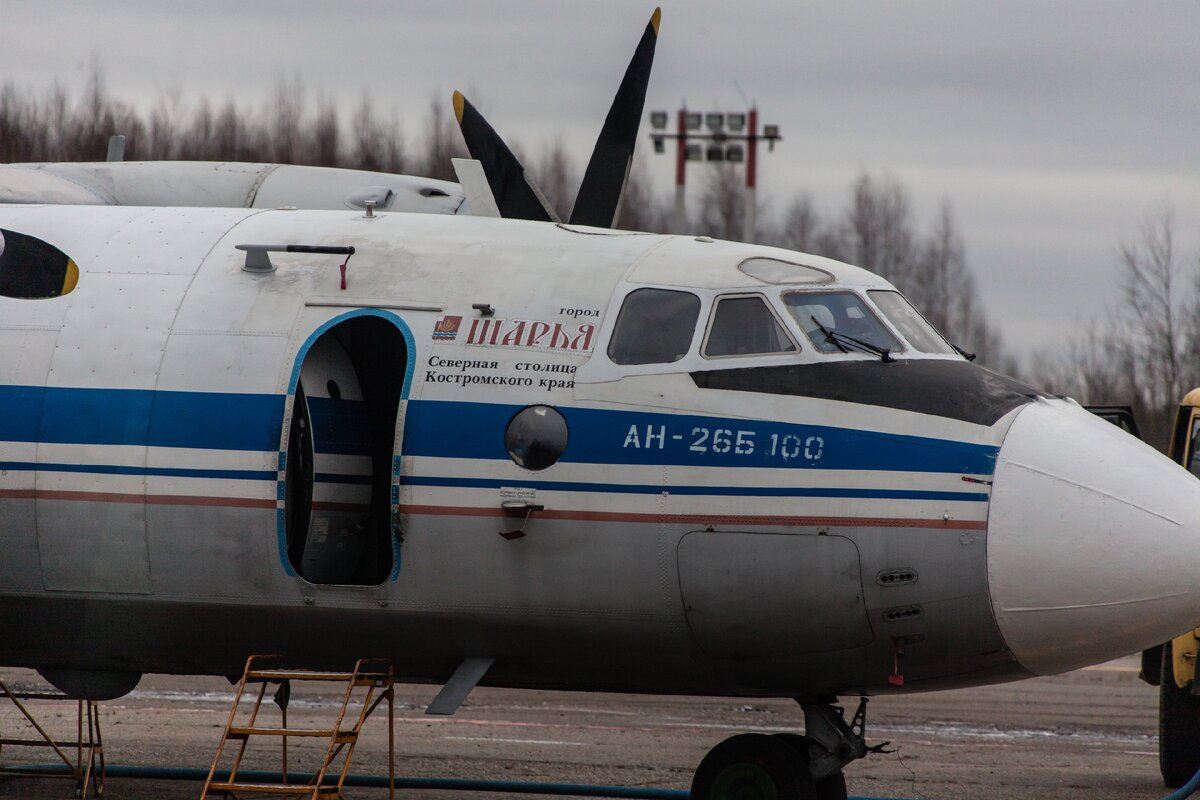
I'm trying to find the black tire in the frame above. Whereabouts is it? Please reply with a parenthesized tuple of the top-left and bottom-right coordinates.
(692, 733, 816, 800)
(771, 734, 847, 800)
(1160, 640, 1200, 788)
(813, 772, 847, 800)
(1142, 643, 1165, 686)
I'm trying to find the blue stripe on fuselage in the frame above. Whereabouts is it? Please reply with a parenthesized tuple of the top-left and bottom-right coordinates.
(0, 385, 284, 452)
(0, 461, 275, 481)
(401, 400, 999, 474)
(0, 386, 999, 476)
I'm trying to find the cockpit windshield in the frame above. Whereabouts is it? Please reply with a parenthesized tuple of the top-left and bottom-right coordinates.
(867, 290, 956, 355)
(704, 295, 796, 358)
(782, 291, 901, 355)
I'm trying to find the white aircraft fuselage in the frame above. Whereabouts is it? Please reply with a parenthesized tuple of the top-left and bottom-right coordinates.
(2, 202, 1200, 705)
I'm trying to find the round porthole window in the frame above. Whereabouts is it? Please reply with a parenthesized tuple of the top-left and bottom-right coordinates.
(505, 405, 568, 470)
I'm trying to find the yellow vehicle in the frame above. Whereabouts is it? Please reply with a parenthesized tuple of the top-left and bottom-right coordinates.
(1088, 397, 1200, 787)
(1159, 389, 1200, 787)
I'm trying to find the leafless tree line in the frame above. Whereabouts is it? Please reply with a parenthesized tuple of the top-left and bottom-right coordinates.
(760, 174, 1012, 371)
(0, 69, 467, 177)
(1, 71, 1012, 370)
(1027, 206, 1200, 449)
(682, 165, 1012, 369)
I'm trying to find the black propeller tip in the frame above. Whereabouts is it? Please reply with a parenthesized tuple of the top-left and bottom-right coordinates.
(568, 7, 662, 228)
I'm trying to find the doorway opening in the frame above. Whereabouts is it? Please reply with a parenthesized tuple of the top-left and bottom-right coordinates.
(285, 315, 406, 584)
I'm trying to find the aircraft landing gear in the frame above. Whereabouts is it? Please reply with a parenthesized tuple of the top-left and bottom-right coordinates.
(690, 698, 883, 800)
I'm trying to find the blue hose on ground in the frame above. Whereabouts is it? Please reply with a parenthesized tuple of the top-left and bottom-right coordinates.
(5, 763, 915, 800)
(1162, 765, 1200, 800)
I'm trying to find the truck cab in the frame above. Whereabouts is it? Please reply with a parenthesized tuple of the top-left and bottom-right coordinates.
(1086, 396, 1200, 788)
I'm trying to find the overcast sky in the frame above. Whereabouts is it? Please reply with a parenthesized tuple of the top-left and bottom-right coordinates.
(5, 1, 1199, 361)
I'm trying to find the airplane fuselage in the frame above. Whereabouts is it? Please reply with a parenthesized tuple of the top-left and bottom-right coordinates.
(2, 204, 1199, 703)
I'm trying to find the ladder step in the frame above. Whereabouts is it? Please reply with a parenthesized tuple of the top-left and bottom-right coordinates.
(226, 727, 356, 741)
(0, 738, 90, 748)
(207, 782, 339, 797)
(246, 670, 358, 682)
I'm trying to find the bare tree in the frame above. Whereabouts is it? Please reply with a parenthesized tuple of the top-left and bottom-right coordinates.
(418, 94, 467, 181)
(1116, 205, 1194, 445)
(211, 99, 246, 161)
(310, 93, 340, 167)
(146, 88, 184, 160)
(830, 172, 916, 286)
(1027, 204, 1198, 449)
(179, 98, 214, 161)
(350, 92, 386, 172)
(267, 74, 305, 165)
(615, 155, 671, 233)
(0, 84, 22, 162)
(530, 137, 578, 221)
(769, 193, 820, 253)
(696, 161, 745, 240)
(379, 110, 406, 174)
(1028, 320, 1134, 405)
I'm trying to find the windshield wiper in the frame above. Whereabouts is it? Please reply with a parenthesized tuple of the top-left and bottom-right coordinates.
(811, 316, 894, 363)
(810, 315, 848, 354)
(952, 343, 977, 361)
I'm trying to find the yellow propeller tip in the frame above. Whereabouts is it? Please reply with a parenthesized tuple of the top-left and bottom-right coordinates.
(452, 91, 465, 123)
(62, 258, 79, 295)
(650, 7, 661, 35)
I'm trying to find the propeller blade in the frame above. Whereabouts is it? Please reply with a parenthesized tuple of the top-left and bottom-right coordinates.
(452, 91, 557, 223)
(568, 7, 661, 228)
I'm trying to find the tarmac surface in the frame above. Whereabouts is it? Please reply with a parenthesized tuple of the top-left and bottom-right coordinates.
(0, 655, 1176, 800)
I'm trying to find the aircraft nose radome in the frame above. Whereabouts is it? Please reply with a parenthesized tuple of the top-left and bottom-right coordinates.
(988, 398, 1200, 676)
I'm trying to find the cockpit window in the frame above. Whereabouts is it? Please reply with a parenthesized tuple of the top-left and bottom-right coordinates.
(608, 287, 701, 365)
(782, 291, 901, 355)
(703, 295, 796, 358)
(868, 290, 955, 355)
(0, 229, 79, 300)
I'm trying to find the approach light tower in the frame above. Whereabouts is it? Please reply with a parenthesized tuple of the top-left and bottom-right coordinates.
(649, 107, 781, 243)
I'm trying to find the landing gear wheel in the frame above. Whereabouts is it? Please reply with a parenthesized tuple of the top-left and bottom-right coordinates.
(1160, 640, 1200, 788)
(771, 734, 848, 800)
(692, 733, 816, 800)
(813, 772, 847, 800)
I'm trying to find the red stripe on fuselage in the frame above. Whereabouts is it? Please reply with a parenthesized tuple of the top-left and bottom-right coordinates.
(399, 503, 988, 530)
(0, 491, 987, 530)
(0, 489, 274, 508)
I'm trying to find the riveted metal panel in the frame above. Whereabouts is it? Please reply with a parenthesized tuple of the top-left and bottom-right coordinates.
(37, 500, 152, 593)
(0, 328, 59, 387)
(89, 206, 250, 276)
(36, 273, 190, 593)
(45, 274, 191, 391)
(0, 296, 73, 332)
(677, 531, 873, 657)
(156, 332, 291, 395)
(0, 330, 59, 591)
(29, 162, 272, 208)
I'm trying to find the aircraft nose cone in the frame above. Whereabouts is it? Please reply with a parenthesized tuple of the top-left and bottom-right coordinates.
(988, 398, 1200, 675)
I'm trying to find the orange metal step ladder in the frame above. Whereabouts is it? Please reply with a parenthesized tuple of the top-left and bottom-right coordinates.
(201, 655, 394, 800)
(0, 678, 105, 796)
